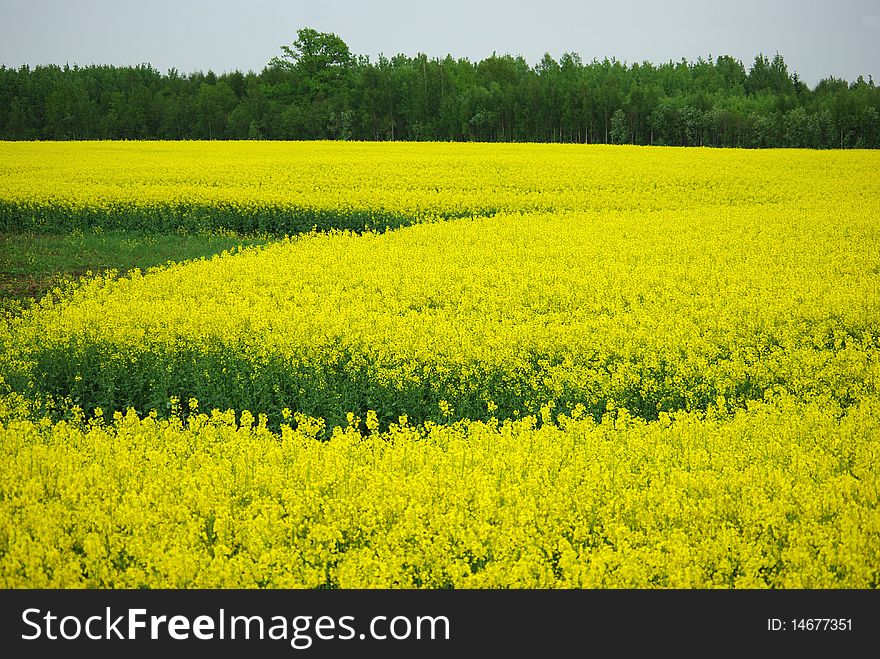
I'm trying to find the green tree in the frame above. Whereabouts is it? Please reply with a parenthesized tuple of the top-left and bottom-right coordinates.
(45, 73, 96, 139)
(609, 108, 628, 144)
(196, 81, 237, 139)
(270, 28, 352, 94)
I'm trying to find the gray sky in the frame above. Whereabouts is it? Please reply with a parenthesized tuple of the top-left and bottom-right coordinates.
(1, 0, 878, 86)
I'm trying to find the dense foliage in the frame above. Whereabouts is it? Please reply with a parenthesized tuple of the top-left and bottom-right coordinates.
(1, 28, 878, 147)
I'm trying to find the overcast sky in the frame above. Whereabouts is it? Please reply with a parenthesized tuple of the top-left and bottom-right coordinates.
(1, 0, 878, 86)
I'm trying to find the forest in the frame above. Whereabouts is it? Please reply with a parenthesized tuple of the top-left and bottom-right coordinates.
(1, 28, 878, 147)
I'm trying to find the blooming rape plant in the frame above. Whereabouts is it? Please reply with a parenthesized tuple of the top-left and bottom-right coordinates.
(0, 142, 878, 588)
(2, 204, 878, 431)
(0, 395, 877, 588)
(1, 141, 876, 233)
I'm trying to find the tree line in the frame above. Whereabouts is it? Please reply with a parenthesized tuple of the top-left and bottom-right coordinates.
(1, 28, 878, 147)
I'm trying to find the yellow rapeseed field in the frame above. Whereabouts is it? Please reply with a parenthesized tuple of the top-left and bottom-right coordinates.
(1, 397, 877, 588)
(0, 141, 878, 587)
(2, 141, 877, 230)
